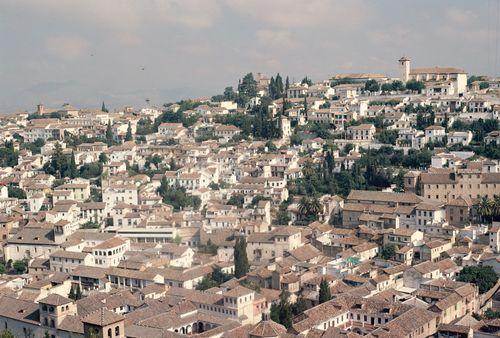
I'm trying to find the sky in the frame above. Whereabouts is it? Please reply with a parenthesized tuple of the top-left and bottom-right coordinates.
(0, 0, 498, 112)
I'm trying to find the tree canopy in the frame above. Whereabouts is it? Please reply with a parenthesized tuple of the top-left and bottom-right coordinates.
(457, 266, 498, 294)
(234, 237, 249, 278)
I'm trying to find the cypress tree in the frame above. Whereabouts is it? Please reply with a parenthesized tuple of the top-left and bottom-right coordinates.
(125, 122, 133, 141)
(68, 285, 75, 300)
(105, 120, 113, 145)
(319, 279, 332, 304)
(75, 284, 82, 300)
(234, 237, 249, 278)
(269, 76, 275, 99)
(278, 289, 293, 329)
(101, 101, 108, 113)
(285, 76, 290, 91)
(276, 73, 283, 98)
(68, 151, 77, 179)
(51, 143, 65, 178)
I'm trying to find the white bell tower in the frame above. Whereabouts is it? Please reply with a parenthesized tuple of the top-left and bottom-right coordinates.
(398, 56, 411, 82)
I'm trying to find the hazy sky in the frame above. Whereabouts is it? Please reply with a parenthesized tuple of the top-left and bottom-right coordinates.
(0, 0, 497, 112)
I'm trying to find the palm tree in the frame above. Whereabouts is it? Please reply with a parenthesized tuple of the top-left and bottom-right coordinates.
(478, 197, 494, 223)
(493, 195, 500, 221)
(302, 161, 315, 178)
(298, 197, 310, 218)
(308, 197, 322, 215)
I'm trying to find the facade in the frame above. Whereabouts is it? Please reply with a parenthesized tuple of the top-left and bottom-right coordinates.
(420, 170, 500, 202)
(346, 124, 376, 141)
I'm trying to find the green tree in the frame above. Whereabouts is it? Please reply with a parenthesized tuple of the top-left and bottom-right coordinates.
(68, 151, 77, 179)
(0, 142, 19, 167)
(391, 80, 405, 91)
(68, 285, 76, 300)
(157, 182, 201, 211)
(199, 238, 218, 255)
(380, 244, 396, 260)
(375, 130, 398, 145)
(212, 268, 231, 284)
(196, 276, 218, 290)
(75, 284, 82, 300)
(493, 195, 500, 221)
(292, 296, 308, 315)
(276, 209, 291, 225)
(105, 120, 114, 145)
(78, 163, 102, 179)
(101, 101, 108, 113)
(223, 86, 237, 101)
(478, 197, 494, 223)
(234, 237, 249, 278)
(319, 279, 332, 304)
(51, 142, 65, 178)
(173, 234, 182, 245)
(270, 289, 293, 329)
(479, 81, 490, 90)
(381, 83, 392, 92)
(125, 122, 133, 141)
(457, 266, 498, 294)
(364, 79, 380, 92)
(22, 138, 45, 155)
(301, 76, 312, 86)
(0, 261, 5, 274)
(228, 194, 245, 208)
(0, 329, 15, 338)
(8, 186, 26, 199)
(80, 221, 100, 229)
(13, 259, 27, 274)
(237, 73, 258, 106)
(405, 80, 425, 93)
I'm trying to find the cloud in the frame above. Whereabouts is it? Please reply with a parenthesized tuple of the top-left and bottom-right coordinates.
(44, 36, 89, 60)
(225, 0, 368, 29)
(446, 7, 476, 25)
(256, 29, 297, 49)
(5, 0, 221, 31)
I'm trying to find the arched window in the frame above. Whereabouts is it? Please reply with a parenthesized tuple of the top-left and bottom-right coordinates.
(108, 328, 112, 338)
(50, 319, 55, 328)
(115, 326, 120, 336)
(42, 305, 47, 311)
(43, 318, 48, 326)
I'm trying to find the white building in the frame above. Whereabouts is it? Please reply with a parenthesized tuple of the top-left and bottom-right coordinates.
(92, 237, 130, 268)
(398, 56, 467, 94)
(447, 131, 473, 146)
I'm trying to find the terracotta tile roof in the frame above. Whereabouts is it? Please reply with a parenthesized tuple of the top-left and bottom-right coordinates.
(249, 320, 287, 337)
(82, 308, 124, 326)
(39, 294, 73, 306)
(94, 237, 128, 249)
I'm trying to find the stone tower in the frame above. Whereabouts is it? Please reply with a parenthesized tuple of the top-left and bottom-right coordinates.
(398, 56, 411, 82)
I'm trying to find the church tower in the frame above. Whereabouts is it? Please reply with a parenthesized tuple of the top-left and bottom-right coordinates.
(398, 56, 411, 82)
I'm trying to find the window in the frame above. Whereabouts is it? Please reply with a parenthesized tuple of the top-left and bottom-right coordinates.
(115, 326, 120, 336)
